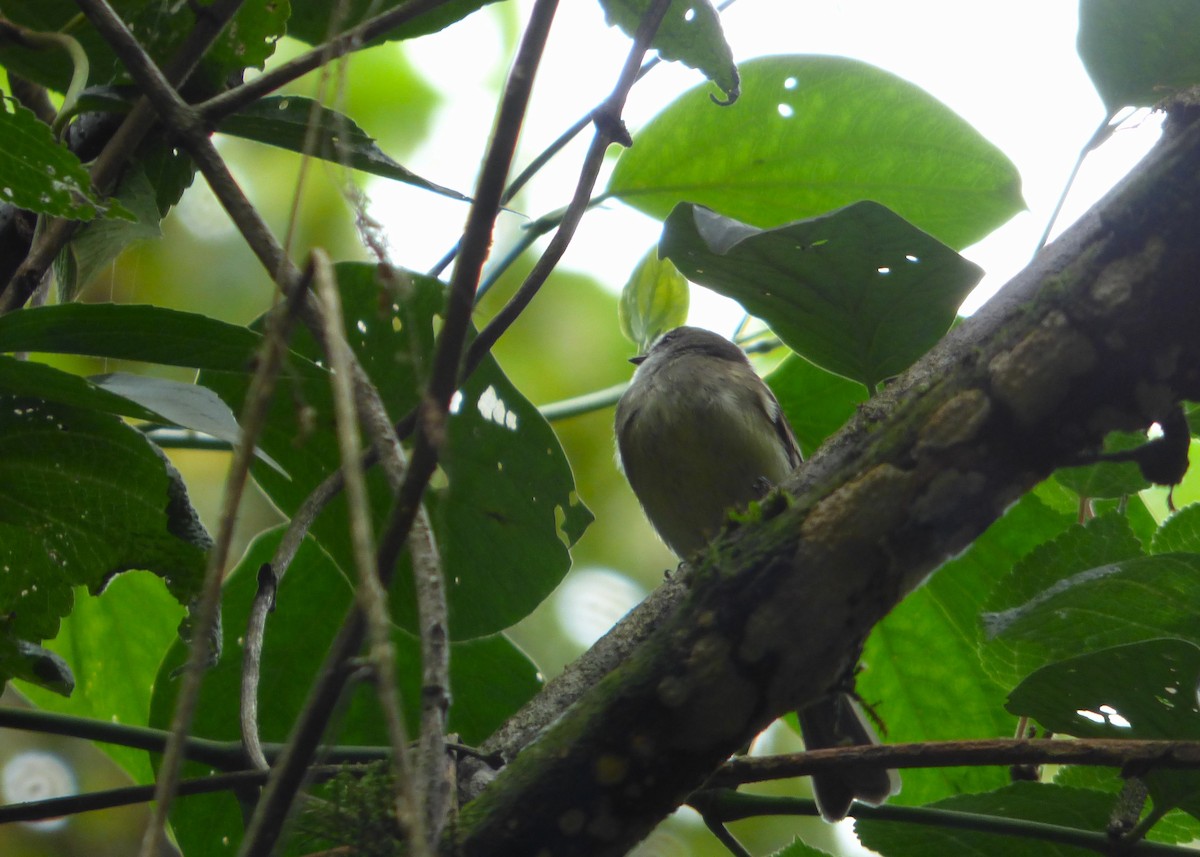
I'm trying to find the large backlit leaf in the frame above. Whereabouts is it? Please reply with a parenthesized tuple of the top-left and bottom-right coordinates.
(661, 202, 982, 389)
(16, 572, 186, 784)
(609, 55, 1023, 249)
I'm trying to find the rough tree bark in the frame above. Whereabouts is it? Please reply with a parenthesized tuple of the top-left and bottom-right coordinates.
(451, 108, 1200, 857)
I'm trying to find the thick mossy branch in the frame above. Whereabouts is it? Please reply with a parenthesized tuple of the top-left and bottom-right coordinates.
(454, 114, 1200, 857)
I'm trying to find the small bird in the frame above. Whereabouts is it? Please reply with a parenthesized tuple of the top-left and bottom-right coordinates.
(615, 325, 898, 821)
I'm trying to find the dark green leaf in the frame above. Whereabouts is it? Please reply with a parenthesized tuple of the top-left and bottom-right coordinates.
(0, 396, 209, 692)
(200, 263, 592, 639)
(618, 249, 689, 352)
(1055, 431, 1152, 499)
(982, 534, 1200, 691)
(766, 354, 866, 457)
(0, 1, 286, 94)
(1152, 503, 1200, 554)
(150, 527, 541, 856)
(856, 782, 1118, 857)
(600, 0, 737, 101)
(0, 98, 122, 221)
(1078, 0, 1200, 113)
(661, 202, 982, 389)
(217, 96, 470, 201)
(609, 55, 1024, 249)
(0, 303, 321, 374)
(285, 0, 504, 47)
(1007, 639, 1200, 819)
(55, 166, 162, 301)
(856, 494, 1072, 808)
(0, 356, 158, 421)
(1007, 639, 1200, 739)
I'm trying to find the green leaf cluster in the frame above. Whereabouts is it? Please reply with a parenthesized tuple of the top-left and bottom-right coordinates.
(0, 1, 1197, 856)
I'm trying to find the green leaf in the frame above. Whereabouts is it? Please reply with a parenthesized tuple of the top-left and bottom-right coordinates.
(1151, 503, 1200, 554)
(1008, 639, 1200, 739)
(200, 263, 592, 639)
(856, 782, 1119, 857)
(766, 354, 867, 457)
(0, 1, 287, 95)
(1007, 639, 1200, 819)
(285, 0, 504, 46)
(609, 55, 1024, 249)
(56, 165, 163, 301)
(660, 201, 982, 390)
(1054, 431, 1151, 499)
(216, 96, 471, 201)
(16, 572, 186, 784)
(0, 396, 209, 692)
(90, 373, 287, 475)
(857, 494, 1073, 809)
(767, 837, 835, 857)
(982, 534, 1200, 691)
(150, 527, 542, 856)
(618, 249, 689, 351)
(0, 98, 121, 221)
(0, 356, 159, 421)
(600, 0, 737, 101)
(1078, 0, 1200, 113)
(0, 303, 321, 374)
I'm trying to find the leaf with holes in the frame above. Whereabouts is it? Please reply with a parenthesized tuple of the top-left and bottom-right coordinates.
(200, 263, 593, 639)
(1008, 639, 1200, 819)
(0, 397, 209, 693)
(661, 201, 982, 390)
(610, 55, 1023, 249)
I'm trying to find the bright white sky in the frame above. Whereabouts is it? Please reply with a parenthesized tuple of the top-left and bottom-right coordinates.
(380, 0, 1162, 335)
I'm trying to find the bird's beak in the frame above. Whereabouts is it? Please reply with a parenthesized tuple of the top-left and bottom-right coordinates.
(629, 355, 646, 366)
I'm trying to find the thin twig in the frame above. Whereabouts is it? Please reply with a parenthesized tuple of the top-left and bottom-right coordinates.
(707, 738, 1200, 788)
(690, 790, 1196, 856)
(461, 0, 675, 381)
(380, 0, 561, 667)
(238, 267, 319, 771)
(0, 769, 270, 825)
(429, 0, 742, 280)
(1033, 111, 1119, 254)
(312, 249, 430, 855)
(409, 504, 450, 840)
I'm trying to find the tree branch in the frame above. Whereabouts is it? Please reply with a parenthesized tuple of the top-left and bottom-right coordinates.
(710, 739, 1200, 787)
(451, 111, 1200, 856)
